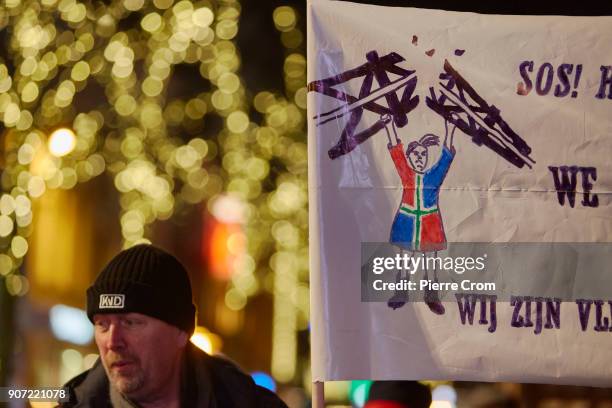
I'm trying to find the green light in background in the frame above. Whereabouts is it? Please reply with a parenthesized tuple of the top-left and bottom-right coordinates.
(349, 380, 373, 407)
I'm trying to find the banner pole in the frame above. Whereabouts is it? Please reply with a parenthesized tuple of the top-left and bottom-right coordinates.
(312, 381, 325, 408)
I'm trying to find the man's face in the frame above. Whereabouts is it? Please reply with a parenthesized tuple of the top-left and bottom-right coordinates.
(93, 313, 187, 401)
(407, 145, 428, 173)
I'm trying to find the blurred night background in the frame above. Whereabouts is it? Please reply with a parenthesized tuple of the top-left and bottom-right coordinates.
(0, 0, 612, 407)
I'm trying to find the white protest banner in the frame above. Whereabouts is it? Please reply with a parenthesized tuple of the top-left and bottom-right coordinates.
(308, 0, 612, 386)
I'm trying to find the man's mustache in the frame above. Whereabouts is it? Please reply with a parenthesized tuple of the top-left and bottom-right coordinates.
(106, 353, 138, 366)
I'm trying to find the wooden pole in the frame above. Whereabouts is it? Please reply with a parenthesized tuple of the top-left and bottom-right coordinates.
(312, 381, 325, 408)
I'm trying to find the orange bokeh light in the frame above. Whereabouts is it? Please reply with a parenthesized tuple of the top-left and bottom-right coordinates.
(203, 215, 245, 280)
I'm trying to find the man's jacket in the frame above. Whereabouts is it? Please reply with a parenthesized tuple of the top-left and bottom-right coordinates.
(58, 344, 288, 407)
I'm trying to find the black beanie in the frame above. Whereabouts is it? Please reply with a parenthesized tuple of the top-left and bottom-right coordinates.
(87, 244, 196, 335)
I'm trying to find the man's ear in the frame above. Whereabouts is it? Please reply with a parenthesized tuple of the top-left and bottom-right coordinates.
(177, 330, 189, 347)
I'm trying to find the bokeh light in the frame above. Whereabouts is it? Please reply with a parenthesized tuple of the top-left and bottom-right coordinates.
(190, 326, 222, 354)
(48, 128, 76, 157)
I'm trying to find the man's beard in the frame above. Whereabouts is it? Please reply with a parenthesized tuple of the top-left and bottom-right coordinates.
(111, 370, 145, 395)
(105, 354, 145, 395)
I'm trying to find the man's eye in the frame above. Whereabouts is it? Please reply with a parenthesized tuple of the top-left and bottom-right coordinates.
(95, 321, 109, 331)
(121, 318, 142, 327)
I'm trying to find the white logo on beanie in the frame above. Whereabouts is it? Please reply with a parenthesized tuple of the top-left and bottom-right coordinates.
(99, 294, 125, 309)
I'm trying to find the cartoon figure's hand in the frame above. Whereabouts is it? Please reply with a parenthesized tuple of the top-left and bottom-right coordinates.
(380, 113, 392, 125)
(450, 112, 461, 122)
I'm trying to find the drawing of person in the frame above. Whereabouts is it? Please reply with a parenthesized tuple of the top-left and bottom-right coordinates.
(382, 113, 458, 314)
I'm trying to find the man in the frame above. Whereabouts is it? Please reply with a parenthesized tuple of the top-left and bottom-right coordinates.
(60, 244, 287, 408)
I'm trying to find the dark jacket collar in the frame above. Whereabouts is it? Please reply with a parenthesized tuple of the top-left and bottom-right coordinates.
(62, 359, 111, 408)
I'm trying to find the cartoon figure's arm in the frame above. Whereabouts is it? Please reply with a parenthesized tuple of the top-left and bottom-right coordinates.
(444, 112, 460, 155)
(390, 144, 413, 186)
(381, 114, 401, 149)
(380, 114, 413, 183)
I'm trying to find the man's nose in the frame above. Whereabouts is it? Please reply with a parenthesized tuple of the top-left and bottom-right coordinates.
(106, 324, 126, 350)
